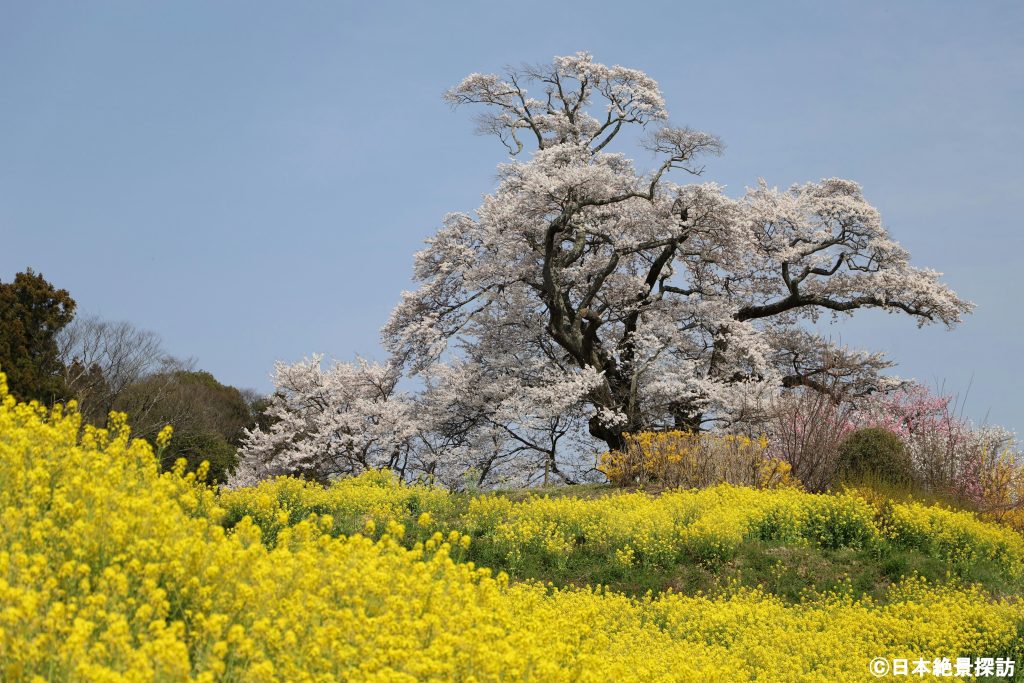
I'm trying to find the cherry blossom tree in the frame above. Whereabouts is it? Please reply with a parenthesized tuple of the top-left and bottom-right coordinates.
(417, 356, 601, 486)
(228, 356, 420, 487)
(384, 52, 973, 453)
(230, 353, 592, 489)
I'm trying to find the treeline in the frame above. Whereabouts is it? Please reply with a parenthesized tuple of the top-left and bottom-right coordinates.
(0, 268, 267, 482)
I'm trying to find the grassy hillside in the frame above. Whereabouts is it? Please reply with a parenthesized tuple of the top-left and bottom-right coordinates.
(2, 377, 1022, 681)
(221, 474, 1024, 606)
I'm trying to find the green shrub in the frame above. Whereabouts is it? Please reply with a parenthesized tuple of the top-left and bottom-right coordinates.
(837, 427, 913, 488)
(160, 429, 238, 483)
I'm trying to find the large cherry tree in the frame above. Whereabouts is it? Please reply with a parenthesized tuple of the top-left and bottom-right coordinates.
(384, 52, 972, 453)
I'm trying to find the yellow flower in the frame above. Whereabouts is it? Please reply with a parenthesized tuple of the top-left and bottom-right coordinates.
(155, 424, 174, 450)
(1, 368, 1022, 682)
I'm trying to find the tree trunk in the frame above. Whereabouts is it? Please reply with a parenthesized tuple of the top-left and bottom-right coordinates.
(671, 401, 704, 432)
(588, 415, 626, 452)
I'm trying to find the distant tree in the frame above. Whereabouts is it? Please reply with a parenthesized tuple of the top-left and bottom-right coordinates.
(117, 369, 255, 483)
(56, 312, 259, 482)
(162, 430, 239, 481)
(240, 388, 276, 433)
(0, 269, 76, 404)
(57, 314, 173, 424)
(64, 358, 111, 425)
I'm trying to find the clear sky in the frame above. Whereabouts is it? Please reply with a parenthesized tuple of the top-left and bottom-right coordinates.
(1, 1, 1021, 432)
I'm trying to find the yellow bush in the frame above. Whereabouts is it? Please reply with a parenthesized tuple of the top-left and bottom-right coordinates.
(974, 444, 1024, 533)
(598, 430, 792, 489)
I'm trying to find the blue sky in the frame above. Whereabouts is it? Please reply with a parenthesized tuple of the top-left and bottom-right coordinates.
(1, 1, 1021, 432)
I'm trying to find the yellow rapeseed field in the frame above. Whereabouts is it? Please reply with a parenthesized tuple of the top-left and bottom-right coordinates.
(1, 371, 1022, 682)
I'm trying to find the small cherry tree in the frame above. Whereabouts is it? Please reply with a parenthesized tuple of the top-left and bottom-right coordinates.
(229, 353, 593, 489)
(228, 356, 420, 487)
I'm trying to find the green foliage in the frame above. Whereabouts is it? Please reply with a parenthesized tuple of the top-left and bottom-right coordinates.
(169, 370, 254, 445)
(0, 269, 75, 404)
(159, 430, 238, 484)
(119, 369, 256, 483)
(837, 427, 913, 488)
(247, 394, 277, 433)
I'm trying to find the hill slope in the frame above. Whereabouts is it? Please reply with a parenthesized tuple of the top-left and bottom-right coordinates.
(2, 378, 1022, 681)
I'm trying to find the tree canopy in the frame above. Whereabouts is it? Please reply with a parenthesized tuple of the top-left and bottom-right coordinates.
(0, 269, 76, 404)
(383, 52, 972, 453)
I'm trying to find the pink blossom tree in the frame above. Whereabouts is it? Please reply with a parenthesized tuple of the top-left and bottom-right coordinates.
(853, 384, 1017, 501)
